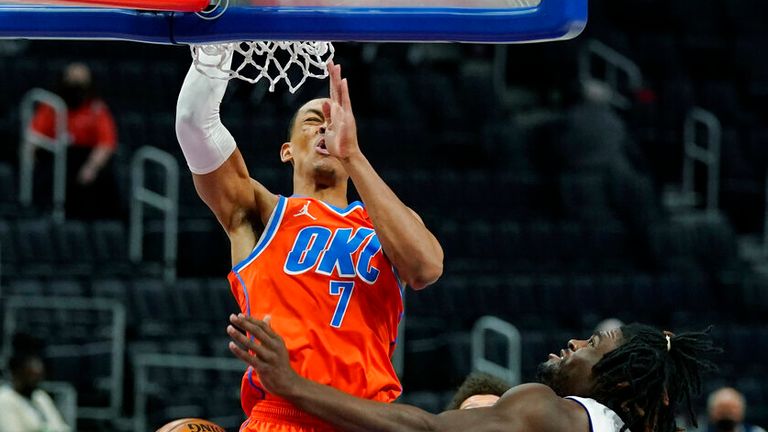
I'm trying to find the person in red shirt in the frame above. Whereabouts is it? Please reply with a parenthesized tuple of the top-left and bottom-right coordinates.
(30, 62, 120, 219)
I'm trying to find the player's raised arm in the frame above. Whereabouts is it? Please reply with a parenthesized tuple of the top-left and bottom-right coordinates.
(175, 46, 277, 264)
(323, 61, 443, 290)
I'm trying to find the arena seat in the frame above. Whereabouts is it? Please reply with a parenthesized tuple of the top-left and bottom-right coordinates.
(54, 220, 93, 276)
(131, 278, 174, 337)
(0, 163, 16, 215)
(366, 65, 419, 122)
(116, 111, 150, 151)
(47, 279, 86, 297)
(7, 278, 45, 296)
(724, 0, 768, 36)
(15, 218, 58, 276)
(414, 70, 462, 126)
(0, 219, 17, 277)
(91, 277, 129, 303)
(91, 220, 131, 274)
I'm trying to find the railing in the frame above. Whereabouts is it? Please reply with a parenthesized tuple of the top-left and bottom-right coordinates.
(19, 88, 68, 222)
(471, 316, 521, 386)
(132, 354, 244, 432)
(129, 146, 179, 283)
(578, 39, 642, 109)
(682, 108, 721, 215)
(1, 296, 126, 422)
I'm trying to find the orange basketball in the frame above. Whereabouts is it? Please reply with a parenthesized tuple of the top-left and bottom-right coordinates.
(155, 418, 226, 432)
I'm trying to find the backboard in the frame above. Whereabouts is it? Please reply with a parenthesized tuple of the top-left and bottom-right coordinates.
(0, 0, 587, 43)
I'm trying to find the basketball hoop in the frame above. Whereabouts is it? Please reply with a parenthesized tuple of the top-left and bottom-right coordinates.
(191, 41, 335, 93)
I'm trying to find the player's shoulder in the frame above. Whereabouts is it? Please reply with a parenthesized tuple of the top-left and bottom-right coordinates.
(499, 383, 559, 403)
(496, 384, 589, 432)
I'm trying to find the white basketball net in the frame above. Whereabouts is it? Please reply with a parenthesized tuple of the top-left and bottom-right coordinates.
(191, 41, 335, 93)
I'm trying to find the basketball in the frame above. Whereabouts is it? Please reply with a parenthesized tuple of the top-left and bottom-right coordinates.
(155, 418, 226, 432)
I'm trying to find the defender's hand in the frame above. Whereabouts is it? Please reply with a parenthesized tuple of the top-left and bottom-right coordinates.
(323, 61, 360, 162)
(227, 314, 301, 398)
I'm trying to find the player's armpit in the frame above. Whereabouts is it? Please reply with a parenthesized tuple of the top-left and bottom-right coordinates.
(193, 150, 278, 264)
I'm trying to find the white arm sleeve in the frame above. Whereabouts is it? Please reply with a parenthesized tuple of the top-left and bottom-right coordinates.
(175, 48, 237, 175)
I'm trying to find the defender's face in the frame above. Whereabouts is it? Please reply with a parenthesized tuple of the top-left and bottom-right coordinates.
(282, 98, 347, 181)
(536, 328, 622, 397)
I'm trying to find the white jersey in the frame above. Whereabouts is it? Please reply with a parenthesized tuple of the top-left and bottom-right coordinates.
(566, 396, 626, 432)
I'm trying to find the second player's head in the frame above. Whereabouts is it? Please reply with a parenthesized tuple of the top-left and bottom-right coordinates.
(446, 372, 511, 410)
(536, 323, 719, 432)
(281, 98, 349, 188)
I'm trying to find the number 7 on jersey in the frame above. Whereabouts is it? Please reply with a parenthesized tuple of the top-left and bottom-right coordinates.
(329, 281, 355, 328)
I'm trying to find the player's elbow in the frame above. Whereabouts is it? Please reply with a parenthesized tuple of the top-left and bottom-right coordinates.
(175, 108, 200, 143)
(176, 90, 213, 133)
(404, 258, 443, 291)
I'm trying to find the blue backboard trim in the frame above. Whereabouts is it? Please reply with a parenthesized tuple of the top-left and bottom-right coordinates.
(0, 0, 586, 43)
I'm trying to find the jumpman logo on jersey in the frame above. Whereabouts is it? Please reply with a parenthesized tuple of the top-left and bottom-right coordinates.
(293, 201, 317, 220)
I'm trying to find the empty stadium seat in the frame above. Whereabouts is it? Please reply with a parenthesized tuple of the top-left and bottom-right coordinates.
(53, 220, 93, 276)
(131, 278, 173, 337)
(91, 220, 131, 275)
(0, 219, 17, 277)
(0, 162, 16, 215)
(47, 279, 86, 297)
(15, 219, 58, 275)
(7, 278, 45, 296)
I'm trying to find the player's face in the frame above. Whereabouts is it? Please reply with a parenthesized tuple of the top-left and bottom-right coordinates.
(282, 98, 347, 183)
(536, 328, 622, 397)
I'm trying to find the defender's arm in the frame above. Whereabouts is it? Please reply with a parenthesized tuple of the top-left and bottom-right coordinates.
(227, 314, 586, 432)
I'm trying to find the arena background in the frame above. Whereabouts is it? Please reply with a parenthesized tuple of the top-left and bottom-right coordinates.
(1, 0, 767, 430)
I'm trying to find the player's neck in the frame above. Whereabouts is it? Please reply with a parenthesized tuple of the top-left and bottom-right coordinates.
(293, 181, 348, 209)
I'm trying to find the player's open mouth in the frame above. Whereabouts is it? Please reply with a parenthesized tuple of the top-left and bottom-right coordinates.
(548, 348, 571, 362)
(315, 139, 330, 155)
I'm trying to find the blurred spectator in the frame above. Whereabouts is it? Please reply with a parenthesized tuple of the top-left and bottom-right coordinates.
(0, 333, 70, 432)
(30, 62, 121, 220)
(556, 79, 660, 267)
(706, 387, 766, 432)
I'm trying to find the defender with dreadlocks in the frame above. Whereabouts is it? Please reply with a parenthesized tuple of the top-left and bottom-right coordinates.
(227, 318, 719, 432)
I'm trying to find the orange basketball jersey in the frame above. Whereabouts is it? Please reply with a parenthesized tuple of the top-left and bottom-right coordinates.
(228, 196, 404, 425)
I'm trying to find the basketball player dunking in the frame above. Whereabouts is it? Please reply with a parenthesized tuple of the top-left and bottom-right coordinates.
(175, 51, 443, 431)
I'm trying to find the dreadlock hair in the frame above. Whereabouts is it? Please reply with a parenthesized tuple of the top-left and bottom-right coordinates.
(590, 323, 720, 432)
